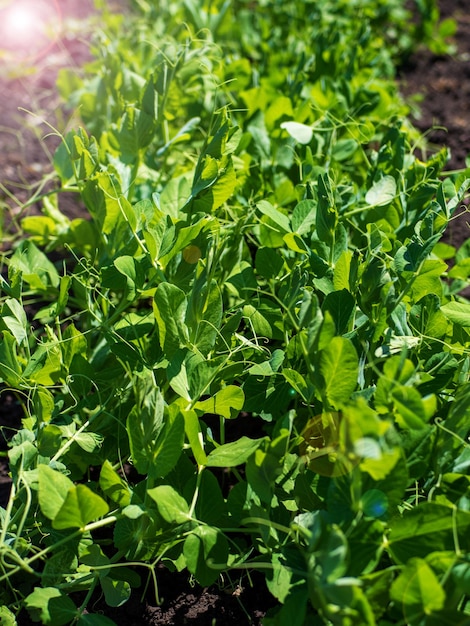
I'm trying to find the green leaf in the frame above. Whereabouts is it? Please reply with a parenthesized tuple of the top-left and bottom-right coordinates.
(266, 552, 294, 603)
(183, 525, 228, 586)
(38, 425, 63, 457)
(1, 298, 28, 346)
(42, 549, 78, 587)
(33, 387, 55, 425)
(291, 200, 316, 236)
(452, 561, 470, 594)
(391, 386, 430, 430)
(0, 330, 23, 386)
(282, 368, 311, 402)
(182, 407, 208, 467)
(100, 577, 131, 608)
(153, 283, 189, 357)
(75, 432, 104, 453)
(61, 323, 88, 370)
(268, 588, 309, 626)
(440, 301, 470, 327)
(151, 406, 185, 478)
(195, 386, 245, 419)
(375, 356, 416, 410)
(411, 259, 445, 301)
(38, 465, 74, 521)
(243, 304, 274, 337)
(257, 200, 291, 233)
(127, 387, 164, 475)
(192, 155, 219, 196)
(187, 277, 223, 355)
(167, 349, 192, 400)
(186, 470, 225, 526)
(206, 437, 265, 468)
(332, 138, 358, 161)
(24, 588, 77, 626)
(255, 247, 284, 279)
(388, 502, 470, 564)
(99, 460, 131, 507)
(9, 240, 59, 291)
(320, 337, 358, 408)
(157, 173, 192, 219)
(0, 606, 18, 626)
(322, 289, 355, 336)
(347, 520, 386, 576)
(316, 173, 337, 244)
(53, 485, 110, 530)
(333, 250, 354, 292)
(245, 432, 288, 503)
(280, 121, 313, 144)
(23, 340, 62, 386)
(113, 255, 143, 301)
(390, 558, 445, 620)
(147, 485, 190, 524)
(227, 262, 258, 298)
(80, 544, 110, 576)
(159, 217, 214, 268)
(192, 160, 237, 213)
(365, 176, 397, 206)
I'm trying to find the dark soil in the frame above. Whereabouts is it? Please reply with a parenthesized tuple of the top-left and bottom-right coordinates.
(1, 0, 470, 624)
(399, 0, 470, 250)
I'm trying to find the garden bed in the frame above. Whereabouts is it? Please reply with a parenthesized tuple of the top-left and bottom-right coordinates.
(1, 1, 470, 624)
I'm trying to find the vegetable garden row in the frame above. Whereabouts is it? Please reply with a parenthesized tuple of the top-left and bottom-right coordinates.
(1, 0, 470, 624)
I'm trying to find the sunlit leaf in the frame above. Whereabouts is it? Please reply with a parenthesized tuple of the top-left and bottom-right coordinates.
(147, 485, 190, 524)
(52, 485, 109, 530)
(206, 437, 265, 468)
(320, 337, 359, 408)
(365, 176, 397, 206)
(280, 121, 313, 144)
(195, 385, 245, 419)
(24, 588, 77, 626)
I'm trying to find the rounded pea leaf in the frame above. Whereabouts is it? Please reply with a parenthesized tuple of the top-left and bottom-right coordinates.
(38, 465, 74, 521)
(390, 557, 445, 619)
(440, 301, 470, 327)
(195, 385, 245, 419)
(25, 588, 77, 626)
(388, 502, 470, 563)
(52, 484, 109, 530)
(100, 577, 131, 608)
(183, 525, 228, 586)
(365, 176, 397, 206)
(147, 485, 190, 524)
(280, 121, 313, 144)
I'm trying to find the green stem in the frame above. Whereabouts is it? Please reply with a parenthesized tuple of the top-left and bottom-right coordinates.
(188, 466, 204, 518)
(0, 515, 119, 583)
(219, 415, 225, 445)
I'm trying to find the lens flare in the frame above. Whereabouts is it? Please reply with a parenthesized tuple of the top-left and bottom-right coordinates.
(361, 489, 388, 518)
(0, 0, 61, 61)
(4, 4, 43, 39)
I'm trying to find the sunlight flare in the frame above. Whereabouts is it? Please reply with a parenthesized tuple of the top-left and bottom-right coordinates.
(0, 0, 60, 59)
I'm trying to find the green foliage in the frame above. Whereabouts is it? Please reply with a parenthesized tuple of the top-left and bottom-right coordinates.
(0, 0, 468, 624)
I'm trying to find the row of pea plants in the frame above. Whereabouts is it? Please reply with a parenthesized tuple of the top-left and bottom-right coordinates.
(1, 1, 469, 624)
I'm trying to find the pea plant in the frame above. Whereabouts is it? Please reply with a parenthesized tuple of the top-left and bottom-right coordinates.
(1, 1, 469, 624)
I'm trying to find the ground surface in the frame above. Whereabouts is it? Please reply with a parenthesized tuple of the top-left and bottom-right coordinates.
(1, 0, 469, 624)
(399, 0, 470, 249)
